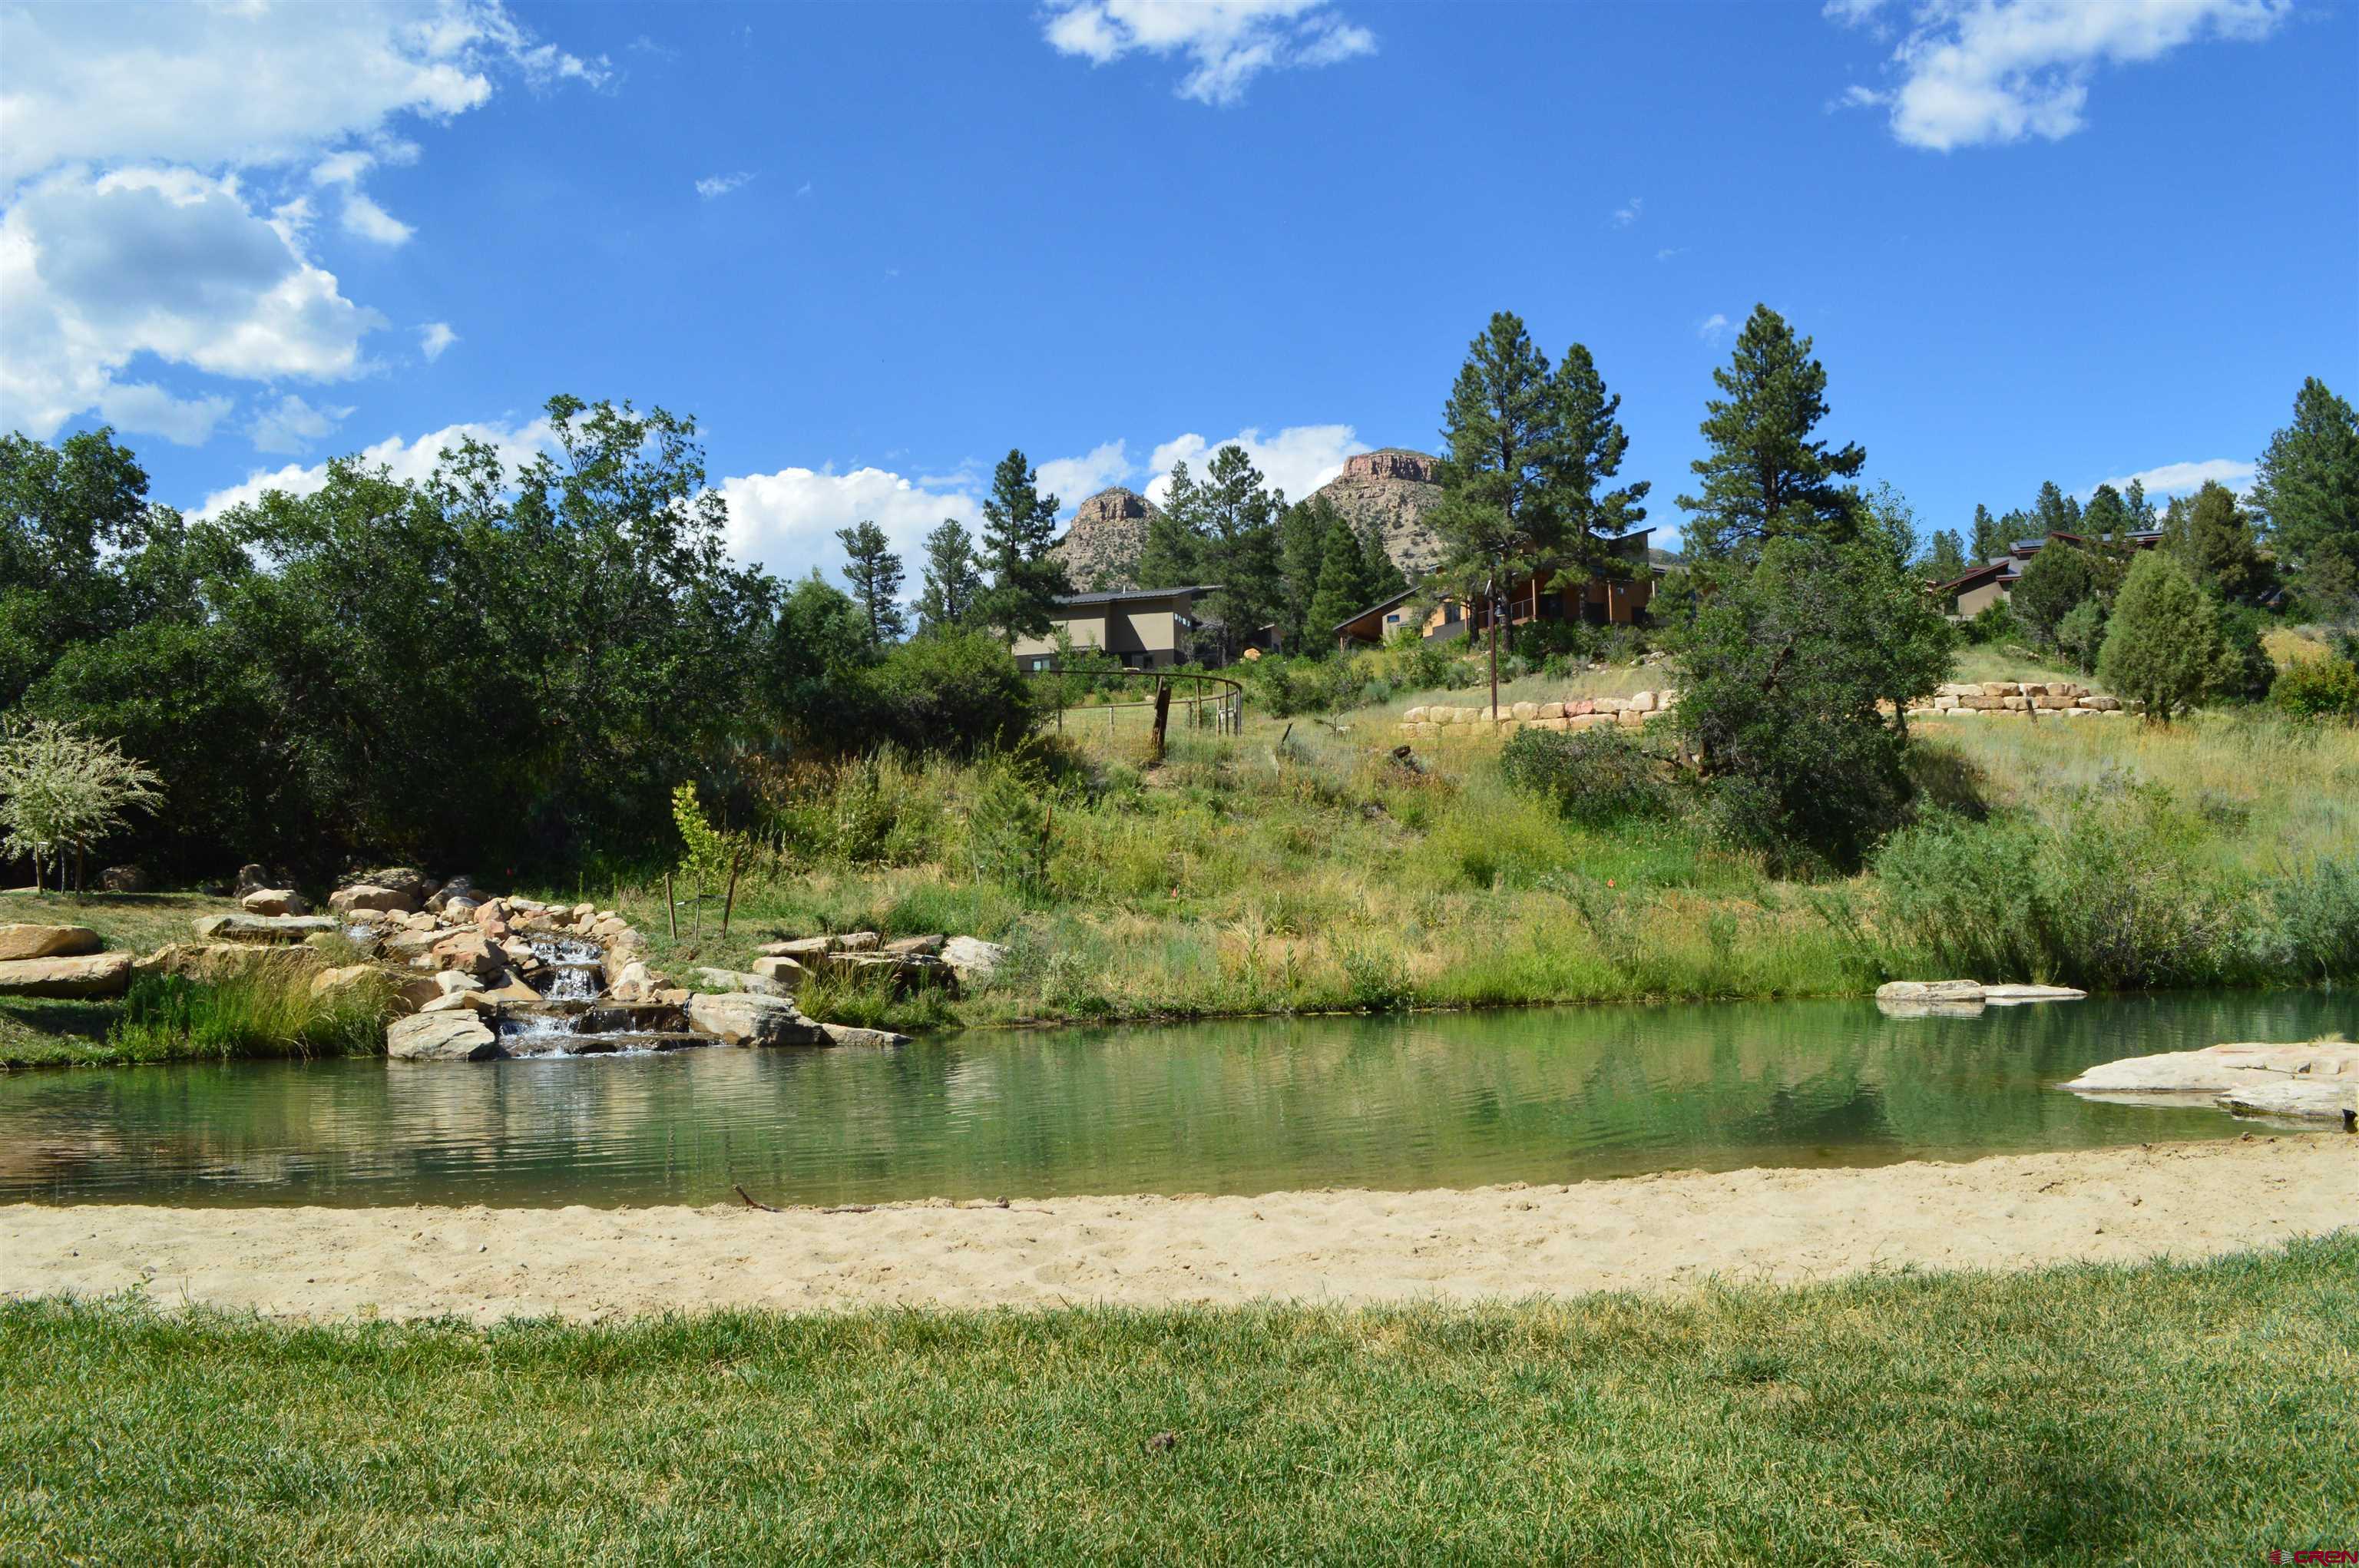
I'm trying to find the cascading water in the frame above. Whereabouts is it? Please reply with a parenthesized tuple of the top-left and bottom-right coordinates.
(531, 937, 604, 1002)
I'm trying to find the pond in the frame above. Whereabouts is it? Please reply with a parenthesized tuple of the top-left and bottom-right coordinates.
(1, 991, 2347, 1208)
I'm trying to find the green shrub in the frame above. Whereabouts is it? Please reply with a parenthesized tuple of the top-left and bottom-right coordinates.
(1873, 788, 2249, 989)
(2271, 657, 2359, 721)
(1958, 600, 2020, 646)
(967, 755, 1054, 897)
(2209, 604, 2277, 704)
(862, 630, 1037, 754)
(1498, 727, 1671, 828)
(2267, 858, 2359, 981)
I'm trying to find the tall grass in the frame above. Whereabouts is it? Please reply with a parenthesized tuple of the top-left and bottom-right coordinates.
(106, 968, 390, 1063)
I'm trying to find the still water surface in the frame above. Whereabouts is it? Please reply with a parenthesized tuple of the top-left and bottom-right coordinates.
(2, 992, 2347, 1207)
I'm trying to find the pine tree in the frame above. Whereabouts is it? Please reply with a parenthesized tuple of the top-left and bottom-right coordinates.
(1969, 504, 2007, 563)
(1547, 342, 1649, 571)
(1136, 462, 1207, 589)
(2099, 551, 2222, 724)
(2030, 480, 2081, 538)
(2172, 481, 2276, 606)
(1275, 495, 1338, 649)
(1305, 509, 1395, 647)
(974, 449, 1070, 642)
(1431, 310, 1565, 590)
(912, 518, 984, 636)
(1924, 529, 1967, 583)
(835, 520, 907, 646)
(2122, 478, 2157, 531)
(2249, 376, 2359, 614)
(2080, 482, 2139, 587)
(1676, 304, 1864, 562)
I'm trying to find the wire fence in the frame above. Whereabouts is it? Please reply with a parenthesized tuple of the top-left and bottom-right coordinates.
(1022, 668, 1247, 740)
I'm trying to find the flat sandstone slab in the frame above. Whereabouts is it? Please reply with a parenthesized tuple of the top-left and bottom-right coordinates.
(3, 1136, 2349, 1324)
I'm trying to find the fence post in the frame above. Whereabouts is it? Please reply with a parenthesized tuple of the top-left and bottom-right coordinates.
(1150, 677, 1172, 762)
(663, 871, 678, 940)
(720, 847, 743, 936)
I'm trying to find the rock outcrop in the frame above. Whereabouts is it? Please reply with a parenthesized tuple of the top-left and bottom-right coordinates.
(0, 951, 132, 997)
(387, 1012, 501, 1062)
(1047, 486, 1160, 591)
(0, 924, 100, 962)
(2061, 1041, 2359, 1122)
(686, 991, 829, 1047)
(1312, 449, 1445, 577)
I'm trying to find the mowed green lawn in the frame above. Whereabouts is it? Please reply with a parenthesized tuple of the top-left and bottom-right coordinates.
(4, 1237, 2353, 1563)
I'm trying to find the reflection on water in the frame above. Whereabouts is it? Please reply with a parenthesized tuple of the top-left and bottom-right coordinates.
(2, 992, 2348, 1208)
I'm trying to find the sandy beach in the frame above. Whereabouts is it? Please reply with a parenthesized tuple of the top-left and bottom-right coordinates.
(5, 1134, 2350, 1323)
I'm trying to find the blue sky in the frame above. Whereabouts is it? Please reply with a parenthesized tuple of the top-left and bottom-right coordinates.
(4, 0, 2354, 574)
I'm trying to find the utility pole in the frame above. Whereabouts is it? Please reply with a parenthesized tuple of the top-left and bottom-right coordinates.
(1486, 558, 1502, 725)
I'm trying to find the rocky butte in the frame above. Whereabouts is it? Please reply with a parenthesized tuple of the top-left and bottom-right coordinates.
(1049, 486, 1159, 591)
(1311, 448, 1445, 578)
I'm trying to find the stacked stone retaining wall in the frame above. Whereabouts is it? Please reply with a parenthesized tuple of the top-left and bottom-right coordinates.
(1911, 680, 2127, 718)
(1400, 690, 1680, 743)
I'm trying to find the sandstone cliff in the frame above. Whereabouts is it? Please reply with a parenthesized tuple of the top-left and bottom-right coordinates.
(1312, 449, 1445, 577)
(1049, 486, 1158, 591)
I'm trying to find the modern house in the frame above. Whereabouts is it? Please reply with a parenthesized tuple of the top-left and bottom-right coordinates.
(1332, 531, 1658, 651)
(1929, 529, 2165, 618)
(1009, 584, 1223, 671)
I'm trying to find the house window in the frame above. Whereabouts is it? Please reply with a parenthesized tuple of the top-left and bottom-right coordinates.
(1385, 612, 1401, 624)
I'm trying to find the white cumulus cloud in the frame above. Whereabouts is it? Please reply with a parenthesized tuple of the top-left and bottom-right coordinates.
(1696, 313, 1732, 342)
(1613, 196, 1643, 227)
(1143, 424, 1367, 507)
(1034, 441, 1133, 508)
(1830, 0, 2289, 151)
(2098, 458, 2255, 498)
(0, 0, 607, 187)
(194, 415, 560, 518)
(339, 191, 415, 245)
(419, 322, 459, 361)
(247, 393, 356, 455)
(0, 0, 601, 441)
(2, 167, 383, 441)
(1043, 0, 1376, 105)
(716, 465, 983, 587)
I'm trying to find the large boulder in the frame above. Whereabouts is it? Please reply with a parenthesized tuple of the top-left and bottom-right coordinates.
(0, 924, 100, 962)
(882, 934, 945, 958)
(0, 951, 133, 997)
(240, 888, 309, 917)
(355, 867, 435, 905)
(2062, 1042, 2359, 1096)
(429, 929, 505, 979)
(758, 936, 834, 959)
(233, 864, 276, 896)
(942, 936, 1008, 988)
(749, 955, 806, 985)
(309, 964, 388, 1007)
(329, 883, 418, 916)
(685, 991, 829, 1047)
(424, 875, 476, 914)
(693, 965, 788, 997)
(819, 1021, 911, 1049)
(134, 942, 319, 981)
(2220, 1079, 2356, 1120)
(98, 865, 151, 894)
(193, 914, 338, 944)
(817, 950, 958, 997)
(1874, 980, 1987, 1003)
(386, 1011, 503, 1062)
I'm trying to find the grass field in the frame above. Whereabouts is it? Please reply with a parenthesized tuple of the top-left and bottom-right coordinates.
(2, 1236, 2352, 1562)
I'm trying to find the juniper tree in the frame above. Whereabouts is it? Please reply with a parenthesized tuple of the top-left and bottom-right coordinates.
(835, 520, 908, 646)
(1677, 304, 1864, 563)
(2099, 551, 2222, 724)
(974, 449, 1070, 642)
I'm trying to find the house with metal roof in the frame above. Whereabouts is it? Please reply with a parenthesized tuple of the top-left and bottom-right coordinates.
(1008, 584, 1225, 671)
